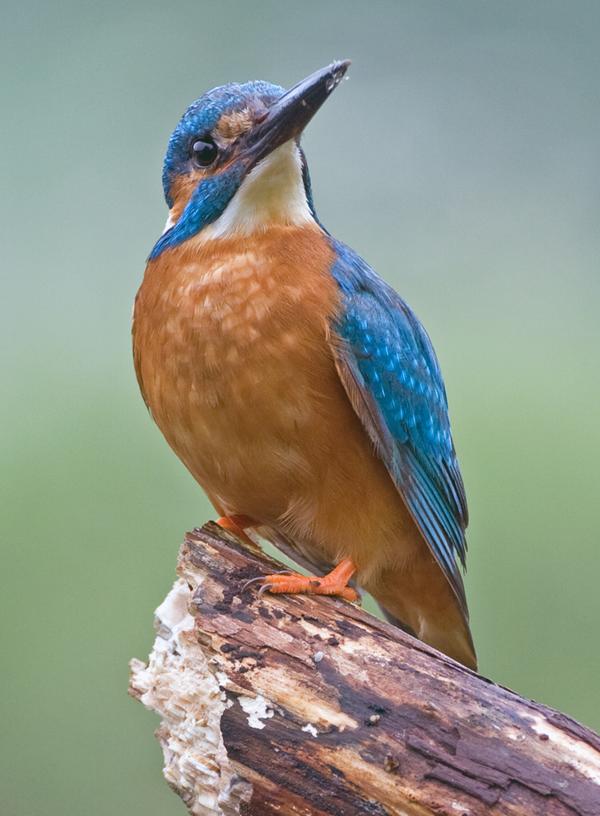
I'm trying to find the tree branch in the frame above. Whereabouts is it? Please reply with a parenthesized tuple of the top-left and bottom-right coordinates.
(129, 523, 600, 816)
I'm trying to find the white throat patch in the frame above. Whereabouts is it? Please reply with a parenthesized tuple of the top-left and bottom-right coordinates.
(200, 141, 313, 239)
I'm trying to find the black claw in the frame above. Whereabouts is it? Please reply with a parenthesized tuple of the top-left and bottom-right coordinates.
(240, 575, 266, 592)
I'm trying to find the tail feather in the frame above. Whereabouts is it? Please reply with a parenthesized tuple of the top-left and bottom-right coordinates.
(368, 558, 477, 671)
(378, 601, 477, 670)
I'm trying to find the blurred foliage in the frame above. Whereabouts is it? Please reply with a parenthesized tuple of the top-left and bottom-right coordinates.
(2, 1, 599, 814)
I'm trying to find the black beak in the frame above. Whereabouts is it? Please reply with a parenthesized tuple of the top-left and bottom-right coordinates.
(242, 60, 351, 168)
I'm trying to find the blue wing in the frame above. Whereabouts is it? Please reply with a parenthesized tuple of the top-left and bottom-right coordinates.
(328, 240, 469, 614)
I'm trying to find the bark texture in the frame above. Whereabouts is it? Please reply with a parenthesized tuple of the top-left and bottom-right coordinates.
(129, 523, 600, 816)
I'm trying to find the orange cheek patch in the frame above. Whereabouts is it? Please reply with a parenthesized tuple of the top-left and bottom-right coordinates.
(169, 173, 203, 220)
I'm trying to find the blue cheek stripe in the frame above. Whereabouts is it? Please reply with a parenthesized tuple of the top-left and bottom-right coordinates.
(149, 164, 246, 259)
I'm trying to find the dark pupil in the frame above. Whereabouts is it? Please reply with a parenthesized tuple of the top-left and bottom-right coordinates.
(192, 138, 217, 166)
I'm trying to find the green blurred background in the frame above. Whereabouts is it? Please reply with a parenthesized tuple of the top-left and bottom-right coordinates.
(2, 1, 599, 813)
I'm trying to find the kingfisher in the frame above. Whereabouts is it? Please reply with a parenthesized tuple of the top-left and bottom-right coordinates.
(133, 61, 477, 670)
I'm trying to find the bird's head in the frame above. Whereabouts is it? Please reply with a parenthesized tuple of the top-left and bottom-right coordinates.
(150, 60, 350, 259)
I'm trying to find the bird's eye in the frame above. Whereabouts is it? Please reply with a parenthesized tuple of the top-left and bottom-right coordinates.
(190, 137, 218, 167)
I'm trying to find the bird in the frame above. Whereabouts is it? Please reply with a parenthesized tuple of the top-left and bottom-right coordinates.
(133, 60, 477, 670)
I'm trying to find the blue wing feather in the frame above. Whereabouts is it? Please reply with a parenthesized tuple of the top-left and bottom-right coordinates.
(328, 240, 469, 613)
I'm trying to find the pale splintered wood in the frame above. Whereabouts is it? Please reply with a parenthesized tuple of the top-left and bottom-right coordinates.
(130, 523, 600, 816)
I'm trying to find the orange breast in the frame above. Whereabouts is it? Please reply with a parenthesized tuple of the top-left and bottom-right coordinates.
(133, 224, 355, 524)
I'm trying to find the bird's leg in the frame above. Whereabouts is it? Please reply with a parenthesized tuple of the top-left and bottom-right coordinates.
(216, 514, 259, 548)
(256, 558, 358, 603)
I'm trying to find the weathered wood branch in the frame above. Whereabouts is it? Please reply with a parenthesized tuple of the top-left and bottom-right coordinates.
(129, 523, 600, 816)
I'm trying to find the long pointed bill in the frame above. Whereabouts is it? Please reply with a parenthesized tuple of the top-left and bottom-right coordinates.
(241, 60, 351, 168)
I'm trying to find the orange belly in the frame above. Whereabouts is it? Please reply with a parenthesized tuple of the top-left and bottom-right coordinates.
(133, 224, 474, 666)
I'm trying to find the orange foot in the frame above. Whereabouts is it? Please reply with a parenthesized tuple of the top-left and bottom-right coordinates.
(250, 558, 358, 603)
(216, 514, 258, 548)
